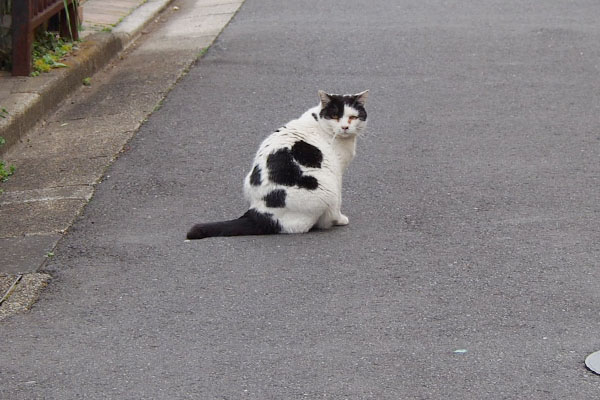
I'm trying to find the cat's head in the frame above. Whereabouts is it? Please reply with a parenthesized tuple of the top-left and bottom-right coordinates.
(317, 90, 369, 138)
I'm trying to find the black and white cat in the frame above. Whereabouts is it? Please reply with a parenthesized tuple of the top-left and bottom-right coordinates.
(186, 90, 369, 240)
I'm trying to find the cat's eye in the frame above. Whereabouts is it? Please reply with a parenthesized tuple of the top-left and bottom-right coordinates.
(348, 116, 357, 121)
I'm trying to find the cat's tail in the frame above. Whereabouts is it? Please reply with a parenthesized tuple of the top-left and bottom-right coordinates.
(186, 209, 282, 240)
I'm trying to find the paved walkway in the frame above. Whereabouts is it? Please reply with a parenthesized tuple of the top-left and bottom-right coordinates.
(0, 0, 163, 318)
(0, 0, 243, 319)
(81, 0, 147, 33)
(0, 0, 162, 144)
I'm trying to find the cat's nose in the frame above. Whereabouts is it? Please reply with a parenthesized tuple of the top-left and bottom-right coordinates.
(342, 126, 349, 130)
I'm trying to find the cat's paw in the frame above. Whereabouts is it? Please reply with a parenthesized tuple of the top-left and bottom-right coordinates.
(335, 214, 349, 226)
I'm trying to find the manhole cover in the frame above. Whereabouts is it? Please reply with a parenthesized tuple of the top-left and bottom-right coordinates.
(585, 351, 600, 374)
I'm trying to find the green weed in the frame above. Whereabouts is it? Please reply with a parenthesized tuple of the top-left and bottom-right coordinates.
(0, 136, 16, 189)
(31, 32, 76, 76)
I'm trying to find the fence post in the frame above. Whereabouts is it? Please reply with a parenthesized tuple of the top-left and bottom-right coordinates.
(12, 0, 33, 76)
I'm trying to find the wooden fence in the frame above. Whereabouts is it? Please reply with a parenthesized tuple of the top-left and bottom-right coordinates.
(12, 0, 78, 76)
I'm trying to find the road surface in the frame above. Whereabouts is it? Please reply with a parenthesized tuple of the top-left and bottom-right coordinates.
(2, 0, 600, 398)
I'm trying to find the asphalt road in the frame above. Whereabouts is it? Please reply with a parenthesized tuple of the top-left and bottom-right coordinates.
(2, 0, 600, 398)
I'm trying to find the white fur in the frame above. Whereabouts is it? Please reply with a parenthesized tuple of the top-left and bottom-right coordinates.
(243, 91, 368, 234)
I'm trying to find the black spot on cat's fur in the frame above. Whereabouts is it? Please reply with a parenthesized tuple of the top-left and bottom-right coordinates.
(264, 189, 287, 208)
(298, 175, 319, 190)
(245, 208, 282, 234)
(266, 148, 319, 190)
(267, 149, 302, 186)
(291, 140, 322, 168)
(250, 165, 262, 186)
(320, 94, 367, 121)
(320, 99, 343, 120)
(354, 103, 367, 121)
(312, 113, 318, 121)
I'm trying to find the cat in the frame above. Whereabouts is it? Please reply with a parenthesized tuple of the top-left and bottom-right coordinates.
(186, 89, 369, 240)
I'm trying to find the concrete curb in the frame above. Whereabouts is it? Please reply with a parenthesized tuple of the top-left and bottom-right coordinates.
(0, 0, 173, 157)
(0, 0, 245, 323)
(113, 0, 174, 39)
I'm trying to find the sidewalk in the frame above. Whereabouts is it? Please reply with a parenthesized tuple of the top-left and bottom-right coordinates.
(0, 0, 244, 319)
(0, 0, 170, 154)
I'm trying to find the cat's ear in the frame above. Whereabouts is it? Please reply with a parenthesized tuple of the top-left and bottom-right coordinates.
(354, 90, 369, 106)
(318, 90, 332, 107)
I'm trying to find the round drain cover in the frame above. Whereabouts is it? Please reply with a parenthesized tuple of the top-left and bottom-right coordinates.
(585, 351, 600, 374)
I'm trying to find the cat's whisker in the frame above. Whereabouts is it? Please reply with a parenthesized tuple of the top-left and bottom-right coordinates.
(330, 131, 339, 146)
